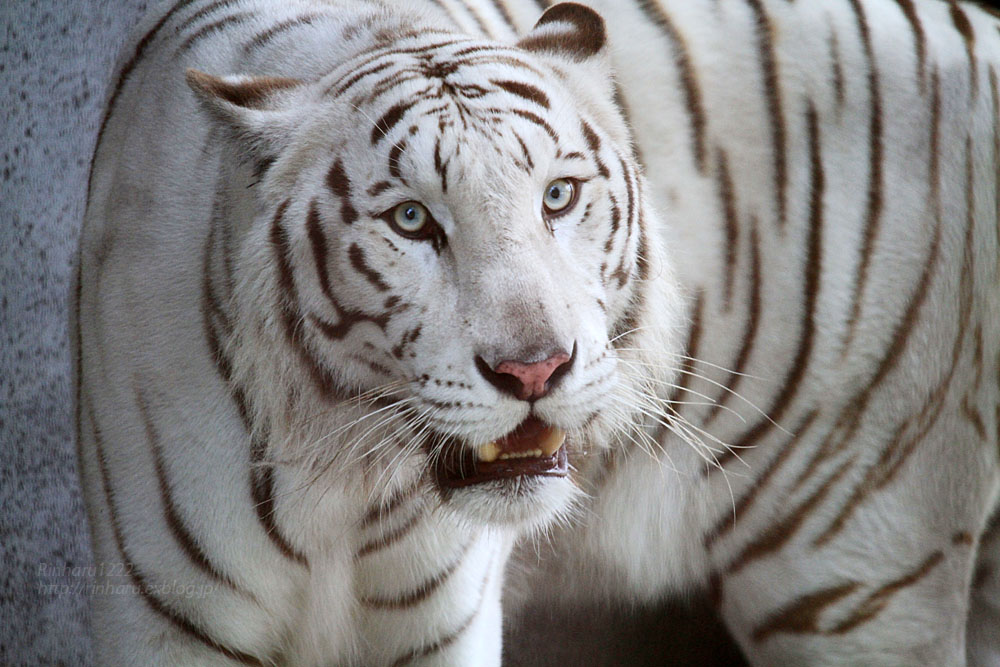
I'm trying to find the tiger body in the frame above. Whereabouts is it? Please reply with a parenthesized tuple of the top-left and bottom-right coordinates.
(520, 0, 1000, 663)
(75, 0, 1000, 665)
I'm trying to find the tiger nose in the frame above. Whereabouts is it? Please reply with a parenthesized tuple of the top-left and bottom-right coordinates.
(475, 347, 575, 401)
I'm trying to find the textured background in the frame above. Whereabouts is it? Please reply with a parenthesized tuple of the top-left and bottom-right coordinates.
(1, 1, 150, 663)
(0, 2, 743, 664)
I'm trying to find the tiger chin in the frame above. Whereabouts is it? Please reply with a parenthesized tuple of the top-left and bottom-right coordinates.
(76, 0, 681, 663)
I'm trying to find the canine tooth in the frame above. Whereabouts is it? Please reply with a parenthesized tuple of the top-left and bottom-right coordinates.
(532, 449, 542, 457)
(478, 442, 500, 463)
(539, 427, 567, 456)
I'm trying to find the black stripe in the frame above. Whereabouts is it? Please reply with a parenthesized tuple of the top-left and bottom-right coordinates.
(604, 193, 620, 254)
(251, 464, 308, 565)
(272, 199, 347, 400)
(491, 79, 550, 108)
(704, 410, 819, 548)
(356, 509, 424, 558)
(502, 108, 559, 142)
(636, 0, 707, 173)
(716, 147, 739, 311)
(328, 61, 395, 99)
(501, 127, 529, 171)
(388, 140, 408, 183)
(726, 455, 854, 574)
(891, 0, 926, 92)
(842, 0, 885, 351)
(367, 180, 393, 197)
(745, 0, 787, 227)
(176, 11, 256, 54)
(811, 136, 970, 546)
(326, 160, 359, 225)
(372, 100, 418, 145)
(360, 542, 470, 609)
(828, 27, 846, 109)
(171, 0, 242, 35)
(360, 479, 422, 527)
(349, 243, 391, 292)
(486, 0, 517, 31)
(703, 218, 761, 427)
(241, 12, 322, 55)
(434, 136, 450, 193)
(307, 200, 334, 301)
(325, 39, 467, 97)
(789, 74, 943, 491)
(581, 120, 610, 179)
(949, 0, 979, 98)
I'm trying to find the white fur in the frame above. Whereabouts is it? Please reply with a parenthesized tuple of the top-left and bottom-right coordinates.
(77, 0, 1000, 664)
(76, 0, 680, 664)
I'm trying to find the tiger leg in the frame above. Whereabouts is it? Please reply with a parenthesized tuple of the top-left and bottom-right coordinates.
(713, 421, 1000, 666)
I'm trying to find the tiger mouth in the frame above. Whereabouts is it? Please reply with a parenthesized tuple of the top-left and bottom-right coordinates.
(434, 416, 569, 489)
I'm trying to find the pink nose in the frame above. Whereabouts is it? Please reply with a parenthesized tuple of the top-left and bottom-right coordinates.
(494, 352, 572, 401)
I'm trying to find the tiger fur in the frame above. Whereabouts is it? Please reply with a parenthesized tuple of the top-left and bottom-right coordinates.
(75, 0, 1000, 664)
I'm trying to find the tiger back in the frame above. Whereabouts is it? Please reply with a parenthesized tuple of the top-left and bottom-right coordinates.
(503, 0, 1000, 664)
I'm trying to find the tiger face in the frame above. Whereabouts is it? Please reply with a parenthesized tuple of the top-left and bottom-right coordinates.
(191, 3, 682, 529)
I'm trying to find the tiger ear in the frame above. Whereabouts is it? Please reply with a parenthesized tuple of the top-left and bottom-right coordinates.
(185, 69, 306, 159)
(518, 4, 627, 142)
(518, 3, 609, 64)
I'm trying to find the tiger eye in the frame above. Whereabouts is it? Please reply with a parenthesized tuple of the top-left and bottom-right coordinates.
(391, 201, 430, 236)
(542, 178, 578, 218)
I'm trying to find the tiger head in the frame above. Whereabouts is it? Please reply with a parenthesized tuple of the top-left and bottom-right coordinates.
(189, 3, 683, 531)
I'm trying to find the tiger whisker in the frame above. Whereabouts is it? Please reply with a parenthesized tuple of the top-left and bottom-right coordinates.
(617, 356, 784, 433)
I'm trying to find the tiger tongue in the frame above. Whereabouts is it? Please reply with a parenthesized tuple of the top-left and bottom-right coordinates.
(496, 417, 552, 454)
(495, 417, 558, 454)
(474, 417, 567, 463)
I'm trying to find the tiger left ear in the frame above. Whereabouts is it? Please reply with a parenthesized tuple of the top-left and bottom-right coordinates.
(186, 69, 306, 160)
(518, 3, 608, 63)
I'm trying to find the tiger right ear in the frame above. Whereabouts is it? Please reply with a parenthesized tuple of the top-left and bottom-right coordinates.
(517, 3, 608, 63)
(186, 69, 306, 159)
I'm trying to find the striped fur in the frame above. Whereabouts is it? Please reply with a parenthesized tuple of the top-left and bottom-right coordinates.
(503, 0, 1000, 665)
(74, 0, 1000, 665)
(76, 0, 676, 664)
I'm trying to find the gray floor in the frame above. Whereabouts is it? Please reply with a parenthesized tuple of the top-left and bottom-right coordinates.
(0, 2, 743, 664)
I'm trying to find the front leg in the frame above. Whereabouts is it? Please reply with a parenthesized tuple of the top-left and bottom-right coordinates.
(354, 504, 512, 667)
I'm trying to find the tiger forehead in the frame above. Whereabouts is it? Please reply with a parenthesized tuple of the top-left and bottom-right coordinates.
(342, 43, 556, 123)
(331, 38, 549, 94)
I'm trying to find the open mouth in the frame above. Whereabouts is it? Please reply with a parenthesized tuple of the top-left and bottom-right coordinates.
(435, 416, 569, 489)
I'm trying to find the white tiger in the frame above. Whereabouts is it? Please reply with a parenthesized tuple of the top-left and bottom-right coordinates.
(76, 0, 678, 663)
(74, 0, 1000, 666)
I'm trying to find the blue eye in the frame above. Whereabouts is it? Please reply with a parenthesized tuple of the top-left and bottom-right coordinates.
(542, 178, 577, 217)
(393, 201, 429, 233)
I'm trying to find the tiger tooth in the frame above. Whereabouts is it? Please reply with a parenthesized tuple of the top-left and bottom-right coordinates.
(539, 427, 567, 456)
(478, 442, 500, 463)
